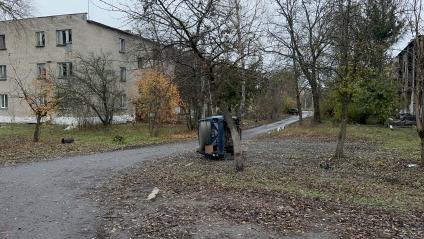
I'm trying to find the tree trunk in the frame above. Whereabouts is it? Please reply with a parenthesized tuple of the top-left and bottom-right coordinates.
(201, 74, 208, 118)
(33, 115, 42, 142)
(335, 97, 349, 158)
(149, 113, 158, 137)
(186, 107, 193, 130)
(293, 57, 302, 123)
(296, 91, 303, 122)
(223, 110, 243, 172)
(416, 89, 424, 167)
(414, 38, 424, 168)
(415, 87, 424, 167)
(208, 80, 215, 115)
(102, 118, 110, 126)
(311, 87, 321, 123)
(420, 136, 424, 168)
(234, 0, 246, 120)
(149, 116, 153, 136)
(239, 76, 246, 118)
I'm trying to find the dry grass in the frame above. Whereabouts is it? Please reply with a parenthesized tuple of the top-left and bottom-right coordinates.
(0, 123, 195, 165)
(93, 125, 424, 238)
(279, 121, 421, 155)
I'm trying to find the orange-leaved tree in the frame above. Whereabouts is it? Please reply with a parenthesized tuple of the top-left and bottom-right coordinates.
(13, 69, 59, 142)
(135, 69, 181, 136)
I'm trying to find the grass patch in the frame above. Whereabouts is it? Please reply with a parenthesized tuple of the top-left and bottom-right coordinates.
(95, 123, 424, 238)
(172, 160, 424, 211)
(0, 123, 194, 164)
(280, 121, 421, 154)
(142, 122, 424, 213)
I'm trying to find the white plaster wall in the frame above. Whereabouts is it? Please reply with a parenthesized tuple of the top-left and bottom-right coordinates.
(0, 13, 152, 125)
(0, 115, 135, 124)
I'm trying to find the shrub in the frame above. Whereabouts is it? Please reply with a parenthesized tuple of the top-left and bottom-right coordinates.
(135, 69, 181, 124)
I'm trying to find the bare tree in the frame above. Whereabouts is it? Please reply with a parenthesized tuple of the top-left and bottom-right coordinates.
(270, 0, 334, 123)
(0, 0, 32, 20)
(173, 54, 203, 129)
(229, 0, 262, 119)
(292, 51, 303, 122)
(107, 0, 232, 117)
(56, 53, 125, 126)
(9, 64, 59, 142)
(105, 0, 259, 171)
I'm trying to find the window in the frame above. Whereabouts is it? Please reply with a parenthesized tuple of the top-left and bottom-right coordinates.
(36, 32, 45, 47)
(35, 96, 46, 106)
(37, 63, 47, 79)
(137, 57, 143, 69)
(58, 62, 72, 78)
(152, 48, 160, 62)
(120, 94, 127, 109)
(0, 35, 5, 50)
(119, 38, 125, 53)
(120, 67, 127, 82)
(0, 94, 8, 109)
(56, 29, 72, 46)
(0, 65, 6, 81)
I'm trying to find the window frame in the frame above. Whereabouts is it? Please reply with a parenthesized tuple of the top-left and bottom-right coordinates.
(0, 65, 6, 81)
(35, 31, 45, 47)
(0, 94, 8, 109)
(35, 95, 46, 106)
(120, 94, 127, 109)
(58, 62, 73, 79)
(56, 29, 72, 46)
(0, 35, 5, 50)
(152, 48, 161, 62)
(120, 67, 127, 82)
(137, 57, 143, 69)
(119, 38, 125, 53)
(37, 63, 47, 79)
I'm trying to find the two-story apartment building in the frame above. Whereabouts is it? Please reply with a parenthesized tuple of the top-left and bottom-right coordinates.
(0, 13, 155, 124)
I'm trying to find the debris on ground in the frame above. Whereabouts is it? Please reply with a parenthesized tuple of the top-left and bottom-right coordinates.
(90, 134, 424, 238)
(407, 163, 418, 168)
(147, 187, 160, 200)
(61, 137, 75, 144)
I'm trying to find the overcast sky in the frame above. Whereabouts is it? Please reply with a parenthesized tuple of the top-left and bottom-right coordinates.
(32, 0, 409, 56)
(33, 0, 127, 28)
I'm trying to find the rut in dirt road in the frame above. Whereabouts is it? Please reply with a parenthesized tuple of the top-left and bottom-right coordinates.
(0, 113, 309, 239)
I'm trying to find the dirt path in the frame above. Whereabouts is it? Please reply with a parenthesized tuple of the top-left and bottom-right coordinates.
(0, 114, 307, 239)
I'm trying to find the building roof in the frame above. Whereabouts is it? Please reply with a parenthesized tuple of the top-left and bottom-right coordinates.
(0, 12, 88, 23)
(86, 19, 146, 41)
(0, 13, 154, 43)
(396, 35, 424, 58)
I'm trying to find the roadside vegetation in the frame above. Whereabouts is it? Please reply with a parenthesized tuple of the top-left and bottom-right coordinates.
(0, 123, 194, 165)
(93, 122, 423, 238)
(279, 122, 421, 156)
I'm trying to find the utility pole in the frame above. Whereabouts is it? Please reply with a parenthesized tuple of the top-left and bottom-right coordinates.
(87, 0, 90, 20)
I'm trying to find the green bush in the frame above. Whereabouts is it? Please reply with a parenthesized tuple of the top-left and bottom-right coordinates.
(113, 135, 125, 144)
(322, 74, 399, 125)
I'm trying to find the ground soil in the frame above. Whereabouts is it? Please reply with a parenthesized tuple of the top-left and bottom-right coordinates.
(0, 128, 195, 166)
(0, 115, 302, 239)
(91, 135, 424, 238)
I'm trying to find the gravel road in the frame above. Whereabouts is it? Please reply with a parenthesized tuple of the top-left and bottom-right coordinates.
(0, 113, 309, 239)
